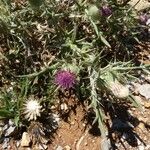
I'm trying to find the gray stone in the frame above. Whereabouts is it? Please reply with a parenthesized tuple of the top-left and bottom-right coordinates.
(138, 145, 145, 150)
(129, 0, 150, 11)
(145, 75, 150, 83)
(2, 142, 8, 150)
(137, 84, 150, 99)
(2, 138, 9, 149)
(8, 119, 14, 126)
(145, 144, 150, 150)
(100, 138, 111, 150)
(5, 126, 16, 136)
(3, 124, 8, 131)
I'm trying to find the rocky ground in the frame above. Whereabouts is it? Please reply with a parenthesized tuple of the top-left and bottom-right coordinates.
(0, 51, 150, 150)
(0, 75, 150, 150)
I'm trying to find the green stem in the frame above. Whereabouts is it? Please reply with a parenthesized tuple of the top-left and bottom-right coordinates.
(88, 67, 109, 150)
(112, 64, 150, 71)
(17, 63, 59, 78)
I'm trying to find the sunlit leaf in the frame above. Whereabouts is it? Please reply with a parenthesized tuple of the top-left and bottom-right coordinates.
(100, 34, 111, 48)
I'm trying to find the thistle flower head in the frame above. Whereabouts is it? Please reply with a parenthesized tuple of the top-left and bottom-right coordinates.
(23, 99, 42, 121)
(54, 70, 76, 89)
(101, 6, 112, 17)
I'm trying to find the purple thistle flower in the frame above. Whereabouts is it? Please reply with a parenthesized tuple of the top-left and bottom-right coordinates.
(101, 6, 112, 17)
(54, 70, 76, 89)
(139, 14, 148, 25)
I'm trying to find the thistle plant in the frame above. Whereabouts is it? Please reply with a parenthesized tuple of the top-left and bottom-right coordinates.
(0, 0, 149, 149)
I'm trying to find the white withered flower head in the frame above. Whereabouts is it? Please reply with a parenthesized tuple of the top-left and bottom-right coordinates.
(24, 99, 42, 121)
(109, 80, 129, 99)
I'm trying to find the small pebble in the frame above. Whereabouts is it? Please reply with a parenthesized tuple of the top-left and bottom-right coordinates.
(143, 136, 147, 141)
(138, 122, 145, 130)
(56, 145, 63, 150)
(145, 75, 150, 83)
(52, 114, 60, 123)
(82, 123, 86, 127)
(143, 101, 150, 108)
(3, 124, 9, 131)
(84, 142, 88, 146)
(134, 96, 143, 104)
(16, 141, 20, 147)
(60, 103, 68, 111)
(145, 144, 150, 150)
(8, 120, 14, 126)
(70, 121, 75, 125)
(5, 126, 16, 136)
(138, 145, 145, 150)
(64, 145, 71, 150)
(137, 84, 150, 99)
(20, 132, 31, 147)
(2, 138, 9, 149)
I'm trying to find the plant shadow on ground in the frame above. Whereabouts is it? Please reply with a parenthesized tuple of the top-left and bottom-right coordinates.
(103, 39, 149, 68)
(105, 102, 146, 150)
(100, 26, 150, 67)
(38, 112, 59, 144)
(83, 99, 150, 150)
(56, 89, 79, 122)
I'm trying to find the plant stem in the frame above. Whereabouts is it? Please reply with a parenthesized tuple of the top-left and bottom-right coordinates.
(89, 67, 110, 150)
(112, 64, 150, 71)
(17, 63, 59, 78)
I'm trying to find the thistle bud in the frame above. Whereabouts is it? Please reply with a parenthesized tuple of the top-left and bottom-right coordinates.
(88, 5, 100, 20)
(101, 6, 112, 17)
(139, 14, 148, 25)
